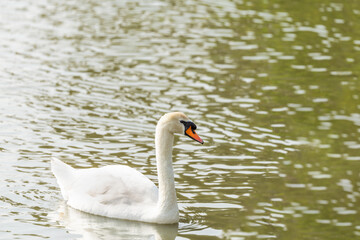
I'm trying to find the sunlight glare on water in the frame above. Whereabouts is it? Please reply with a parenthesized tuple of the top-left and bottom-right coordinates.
(0, 0, 360, 239)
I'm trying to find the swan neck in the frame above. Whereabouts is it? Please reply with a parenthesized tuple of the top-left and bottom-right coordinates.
(155, 125, 178, 216)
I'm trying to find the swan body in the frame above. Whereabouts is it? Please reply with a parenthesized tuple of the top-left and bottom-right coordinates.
(51, 112, 203, 224)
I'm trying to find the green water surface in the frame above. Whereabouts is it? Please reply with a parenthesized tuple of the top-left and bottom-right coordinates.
(0, 0, 359, 239)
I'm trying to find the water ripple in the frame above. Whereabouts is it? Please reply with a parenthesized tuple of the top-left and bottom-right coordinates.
(1, 0, 360, 239)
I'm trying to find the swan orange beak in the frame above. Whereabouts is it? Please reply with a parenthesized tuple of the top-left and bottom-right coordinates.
(185, 126, 204, 144)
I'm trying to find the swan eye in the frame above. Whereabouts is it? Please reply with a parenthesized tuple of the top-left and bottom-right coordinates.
(180, 120, 198, 132)
(180, 120, 191, 130)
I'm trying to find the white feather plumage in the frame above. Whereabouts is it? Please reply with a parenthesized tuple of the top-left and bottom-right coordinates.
(51, 112, 202, 224)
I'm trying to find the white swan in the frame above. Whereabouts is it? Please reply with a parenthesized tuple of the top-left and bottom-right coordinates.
(51, 112, 203, 224)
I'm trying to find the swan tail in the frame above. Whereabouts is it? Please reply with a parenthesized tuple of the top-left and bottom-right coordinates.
(51, 157, 76, 200)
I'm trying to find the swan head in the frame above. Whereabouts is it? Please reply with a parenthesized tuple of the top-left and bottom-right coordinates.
(158, 112, 204, 144)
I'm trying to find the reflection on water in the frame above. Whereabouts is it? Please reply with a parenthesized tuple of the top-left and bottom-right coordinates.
(0, 0, 360, 239)
(55, 205, 178, 240)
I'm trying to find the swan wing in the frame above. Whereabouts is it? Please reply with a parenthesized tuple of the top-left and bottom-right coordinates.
(69, 165, 158, 219)
(52, 158, 159, 220)
(73, 165, 158, 205)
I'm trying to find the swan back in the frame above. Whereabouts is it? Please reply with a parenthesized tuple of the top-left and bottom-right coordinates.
(51, 158, 161, 222)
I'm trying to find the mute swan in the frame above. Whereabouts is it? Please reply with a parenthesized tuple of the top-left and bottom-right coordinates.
(51, 112, 203, 224)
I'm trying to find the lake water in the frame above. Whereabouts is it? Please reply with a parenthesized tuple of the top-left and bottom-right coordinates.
(1, 0, 359, 239)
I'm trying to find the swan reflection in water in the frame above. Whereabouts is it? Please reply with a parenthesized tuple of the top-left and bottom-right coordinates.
(55, 204, 178, 240)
